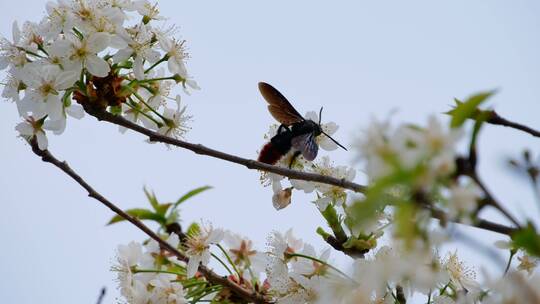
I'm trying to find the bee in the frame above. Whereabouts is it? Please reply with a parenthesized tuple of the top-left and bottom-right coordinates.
(257, 82, 347, 167)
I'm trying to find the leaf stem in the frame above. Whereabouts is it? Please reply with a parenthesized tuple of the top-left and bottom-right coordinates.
(216, 243, 242, 279)
(144, 55, 169, 74)
(285, 252, 354, 282)
(210, 252, 233, 276)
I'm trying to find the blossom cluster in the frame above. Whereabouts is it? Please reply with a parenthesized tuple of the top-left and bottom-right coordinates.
(1, 0, 197, 150)
(113, 222, 269, 304)
(116, 224, 540, 304)
(353, 115, 484, 224)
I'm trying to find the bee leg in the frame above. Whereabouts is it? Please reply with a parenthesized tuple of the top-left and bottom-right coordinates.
(288, 151, 301, 168)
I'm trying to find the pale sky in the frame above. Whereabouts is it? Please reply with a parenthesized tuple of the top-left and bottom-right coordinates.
(1, 1, 540, 303)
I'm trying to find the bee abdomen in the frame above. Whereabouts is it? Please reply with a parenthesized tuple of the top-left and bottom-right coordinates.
(258, 142, 285, 164)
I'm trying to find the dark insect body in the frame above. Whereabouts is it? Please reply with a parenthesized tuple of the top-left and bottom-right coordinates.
(257, 82, 346, 167)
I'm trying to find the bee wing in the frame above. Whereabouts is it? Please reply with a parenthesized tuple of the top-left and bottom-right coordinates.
(291, 133, 319, 161)
(258, 82, 304, 125)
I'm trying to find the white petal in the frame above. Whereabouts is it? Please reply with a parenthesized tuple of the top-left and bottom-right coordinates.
(144, 49, 161, 64)
(315, 196, 331, 211)
(133, 56, 145, 80)
(36, 131, 48, 150)
(207, 229, 224, 244)
(168, 59, 187, 77)
(55, 71, 78, 90)
(45, 96, 63, 121)
(305, 111, 318, 122)
(66, 104, 85, 119)
(86, 55, 110, 77)
(108, 34, 128, 49)
(272, 180, 283, 193)
(201, 250, 211, 266)
(12, 21, 21, 43)
(15, 122, 33, 136)
(48, 39, 71, 58)
(186, 256, 201, 278)
(87, 32, 111, 53)
(323, 122, 338, 135)
(43, 117, 66, 135)
(319, 136, 338, 151)
(159, 36, 172, 51)
(0, 57, 9, 70)
(112, 48, 133, 63)
(186, 79, 200, 90)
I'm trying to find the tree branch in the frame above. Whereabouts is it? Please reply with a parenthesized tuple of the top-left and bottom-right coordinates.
(487, 111, 540, 138)
(428, 206, 517, 236)
(81, 108, 518, 237)
(86, 108, 366, 193)
(468, 171, 521, 228)
(29, 141, 270, 304)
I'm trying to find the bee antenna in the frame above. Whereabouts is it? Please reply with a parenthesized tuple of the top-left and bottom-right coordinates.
(321, 130, 348, 151)
(318, 107, 323, 125)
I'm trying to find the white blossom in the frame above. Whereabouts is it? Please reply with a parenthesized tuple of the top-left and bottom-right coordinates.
(18, 63, 77, 121)
(185, 222, 224, 278)
(224, 231, 266, 273)
(149, 274, 187, 304)
(159, 37, 188, 77)
(57, 32, 111, 77)
(443, 251, 479, 292)
(15, 118, 48, 150)
(157, 97, 191, 139)
(447, 183, 481, 221)
(267, 229, 304, 260)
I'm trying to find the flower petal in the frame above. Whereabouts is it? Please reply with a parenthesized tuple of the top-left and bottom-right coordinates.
(87, 32, 111, 53)
(133, 55, 145, 80)
(319, 136, 338, 151)
(86, 55, 110, 77)
(55, 71, 78, 90)
(43, 117, 66, 135)
(15, 122, 33, 136)
(36, 131, 48, 150)
(66, 104, 85, 119)
(186, 256, 201, 278)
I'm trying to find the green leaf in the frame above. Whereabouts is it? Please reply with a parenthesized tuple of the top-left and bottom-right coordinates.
(155, 203, 172, 217)
(107, 208, 167, 225)
(109, 105, 122, 115)
(144, 187, 161, 211)
(142, 188, 172, 217)
(186, 222, 201, 238)
(512, 223, 540, 257)
(394, 203, 419, 249)
(173, 186, 212, 208)
(321, 204, 347, 242)
(449, 91, 495, 128)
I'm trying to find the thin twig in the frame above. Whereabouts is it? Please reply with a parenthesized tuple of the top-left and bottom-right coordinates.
(29, 141, 270, 304)
(468, 171, 521, 228)
(82, 108, 517, 237)
(487, 111, 540, 138)
(96, 287, 106, 304)
(427, 204, 517, 235)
